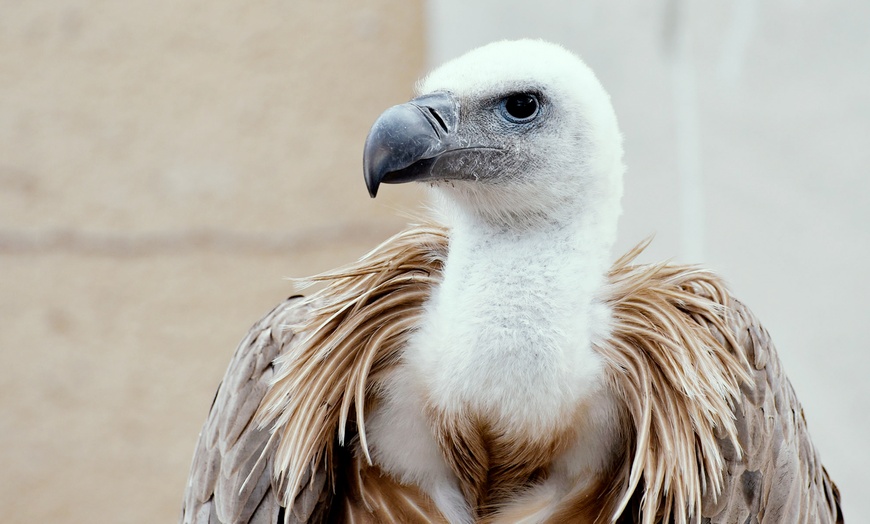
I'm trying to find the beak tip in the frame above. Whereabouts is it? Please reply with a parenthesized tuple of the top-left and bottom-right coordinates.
(362, 93, 458, 199)
(363, 146, 382, 198)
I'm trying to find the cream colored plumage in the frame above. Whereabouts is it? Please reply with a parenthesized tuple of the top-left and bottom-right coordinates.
(180, 40, 842, 523)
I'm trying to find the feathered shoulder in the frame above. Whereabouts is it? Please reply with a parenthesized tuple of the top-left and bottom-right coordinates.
(186, 224, 841, 523)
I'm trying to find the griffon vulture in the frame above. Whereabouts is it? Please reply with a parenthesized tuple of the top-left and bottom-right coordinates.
(180, 39, 843, 523)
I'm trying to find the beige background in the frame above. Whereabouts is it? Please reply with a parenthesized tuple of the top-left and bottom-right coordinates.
(3, 0, 866, 522)
(1, 1, 424, 521)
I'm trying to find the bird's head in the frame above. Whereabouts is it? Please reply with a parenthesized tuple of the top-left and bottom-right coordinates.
(364, 39, 624, 231)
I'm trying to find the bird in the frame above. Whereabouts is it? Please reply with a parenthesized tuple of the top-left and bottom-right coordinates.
(180, 39, 843, 523)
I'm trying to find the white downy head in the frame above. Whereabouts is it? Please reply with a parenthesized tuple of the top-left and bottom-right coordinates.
(417, 39, 624, 248)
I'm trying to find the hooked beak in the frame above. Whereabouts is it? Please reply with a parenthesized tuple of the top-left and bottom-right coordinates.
(363, 92, 459, 198)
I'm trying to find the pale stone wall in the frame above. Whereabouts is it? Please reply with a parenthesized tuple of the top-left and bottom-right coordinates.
(0, 2, 424, 521)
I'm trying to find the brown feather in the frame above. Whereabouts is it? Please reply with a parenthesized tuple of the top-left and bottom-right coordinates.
(333, 448, 450, 523)
(427, 404, 575, 517)
(257, 226, 448, 510)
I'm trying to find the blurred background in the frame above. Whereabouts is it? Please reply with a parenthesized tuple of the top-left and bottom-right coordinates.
(1, 0, 866, 521)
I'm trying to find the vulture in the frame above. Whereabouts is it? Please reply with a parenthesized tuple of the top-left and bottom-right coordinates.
(180, 40, 843, 523)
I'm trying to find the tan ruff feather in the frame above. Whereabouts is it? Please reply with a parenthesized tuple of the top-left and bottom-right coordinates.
(257, 225, 448, 508)
(595, 242, 752, 522)
(256, 225, 755, 522)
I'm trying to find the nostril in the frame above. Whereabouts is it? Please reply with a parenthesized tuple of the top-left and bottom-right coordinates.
(427, 107, 449, 134)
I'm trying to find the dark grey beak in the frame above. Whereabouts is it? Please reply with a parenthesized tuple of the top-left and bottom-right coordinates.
(363, 92, 459, 198)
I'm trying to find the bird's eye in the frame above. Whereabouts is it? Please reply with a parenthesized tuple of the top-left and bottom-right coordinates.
(500, 93, 539, 123)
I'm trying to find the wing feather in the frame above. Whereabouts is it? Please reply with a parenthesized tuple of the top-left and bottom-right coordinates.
(699, 299, 843, 523)
(180, 296, 332, 524)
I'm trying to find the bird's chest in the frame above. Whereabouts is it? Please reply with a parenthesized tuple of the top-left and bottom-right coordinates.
(365, 360, 612, 521)
(424, 394, 584, 513)
(386, 265, 607, 509)
(363, 227, 614, 519)
(365, 360, 590, 521)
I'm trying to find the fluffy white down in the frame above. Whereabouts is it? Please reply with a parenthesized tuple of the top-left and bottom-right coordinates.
(421, 39, 624, 233)
(366, 40, 626, 522)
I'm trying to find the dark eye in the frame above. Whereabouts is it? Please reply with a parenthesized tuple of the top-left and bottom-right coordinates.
(501, 93, 539, 123)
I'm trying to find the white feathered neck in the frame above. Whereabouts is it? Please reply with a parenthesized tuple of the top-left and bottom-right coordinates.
(408, 209, 616, 437)
(409, 39, 626, 443)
